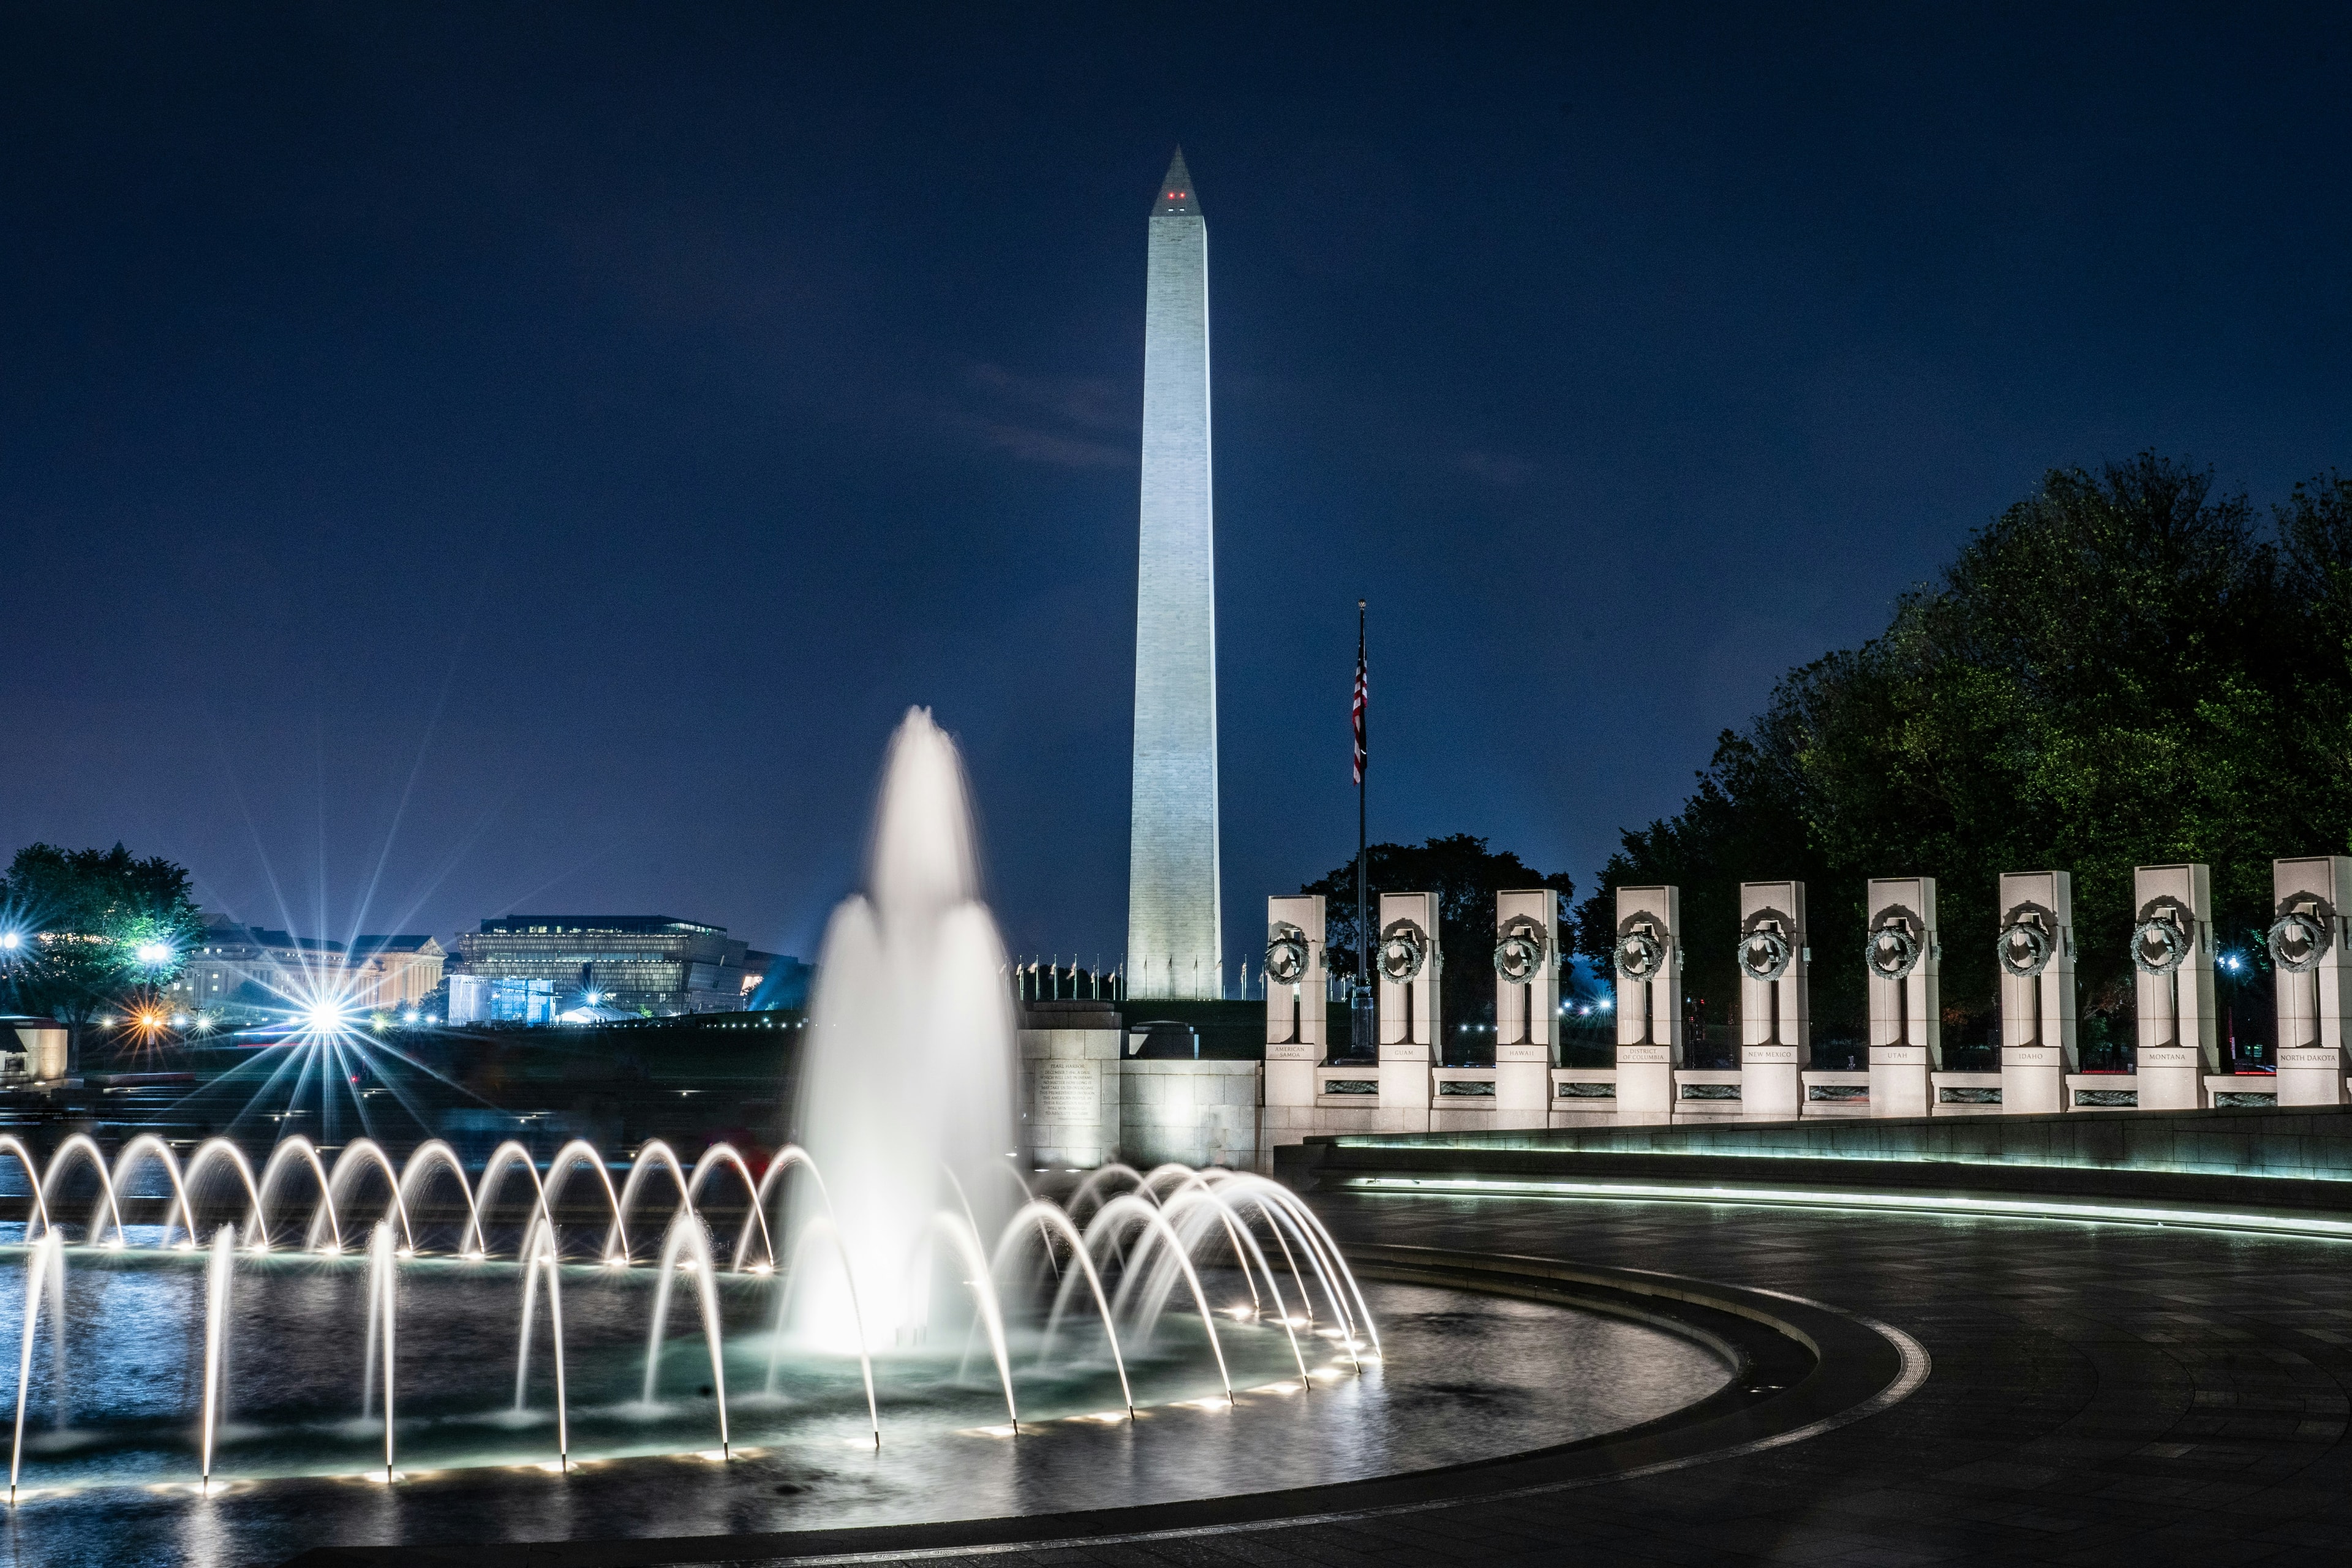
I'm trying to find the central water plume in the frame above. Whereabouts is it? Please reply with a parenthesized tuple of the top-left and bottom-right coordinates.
(794, 709, 1019, 1351)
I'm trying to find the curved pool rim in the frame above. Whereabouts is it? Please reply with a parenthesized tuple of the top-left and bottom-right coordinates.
(281, 1245, 1928, 1568)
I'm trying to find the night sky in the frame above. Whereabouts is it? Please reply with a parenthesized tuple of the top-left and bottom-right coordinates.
(4, 6, 2348, 973)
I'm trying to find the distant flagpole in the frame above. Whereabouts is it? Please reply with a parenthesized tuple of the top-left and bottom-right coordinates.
(1354, 599, 1369, 1012)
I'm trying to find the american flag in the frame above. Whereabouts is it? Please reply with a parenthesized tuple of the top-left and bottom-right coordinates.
(1352, 622, 1368, 786)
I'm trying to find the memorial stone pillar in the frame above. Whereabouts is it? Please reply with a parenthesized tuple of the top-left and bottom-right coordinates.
(1493, 890, 1559, 1129)
(8, 1019, 66, 1083)
(1612, 886, 1682, 1118)
(2271, 856, 2352, 1106)
(1263, 894, 1326, 1145)
(1736, 881, 1809, 1118)
(1997, 871, 2078, 1115)
(1376, 891, 1439, 1131)
(2132, 864, 2215, 1110)
(1866, 878, 1939, 1117)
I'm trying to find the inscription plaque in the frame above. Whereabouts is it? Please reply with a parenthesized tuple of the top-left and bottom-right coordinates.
(1037, 1061, 1097, 1126)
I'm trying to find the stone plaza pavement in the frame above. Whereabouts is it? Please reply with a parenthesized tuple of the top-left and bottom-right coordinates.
(1274, 1191, 2352, 1566)
(296, 1185, 2352, 1567)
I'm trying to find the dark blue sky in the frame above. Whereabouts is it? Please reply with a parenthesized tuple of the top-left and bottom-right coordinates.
(3, 4, 2348, 971)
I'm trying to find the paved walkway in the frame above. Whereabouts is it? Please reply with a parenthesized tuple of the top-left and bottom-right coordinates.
(1281, 1190, 2352, 1567)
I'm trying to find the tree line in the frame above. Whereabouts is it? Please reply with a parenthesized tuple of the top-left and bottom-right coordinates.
(1570, 454, 2352, 1060)
(1, 843, 204, 1060)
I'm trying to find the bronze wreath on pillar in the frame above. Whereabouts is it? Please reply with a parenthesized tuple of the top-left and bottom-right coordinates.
(2268, 900, 2334, 974)
(1738, 911, 1795, 983)
(1379, 919, 1430, 982)
(1865, 918, 1923, 982)
(1613, 925, 1666, 981)
(1493, 916, 1548, 983)
(1997, 903, 2059, 979)
(2130, 901, 2193, 976)
(1264, 922, 1311, 986)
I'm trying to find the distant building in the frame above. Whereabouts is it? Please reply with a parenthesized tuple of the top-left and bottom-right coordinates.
(351, 935, 447, 1002)
(173, 918, 446, 1020)
(452, 916, 749, 1018)
(448, 974, 554, 1027)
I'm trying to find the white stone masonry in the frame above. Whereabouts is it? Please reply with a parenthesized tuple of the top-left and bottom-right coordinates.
(1613, 886, 1682, 1119)
(2272, 856, 2352, 1106)
(1493, 889, 1558, 1129)
(1997, 870, 2078, 1114)
(1866, 877, 1940, 1117)
(2133, 864, 2216, 1110)
(1126, 148, 1222, 999)
(1738, 881, 1809, 1118)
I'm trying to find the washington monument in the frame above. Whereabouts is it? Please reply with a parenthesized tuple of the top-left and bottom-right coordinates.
(1126, 147, 1221, 999)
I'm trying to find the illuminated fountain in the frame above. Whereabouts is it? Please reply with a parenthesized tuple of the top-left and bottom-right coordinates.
(792, 707, 1023, 1354)
(0, 709, 1378, 1499)
(0, 1131, 1368, 1494)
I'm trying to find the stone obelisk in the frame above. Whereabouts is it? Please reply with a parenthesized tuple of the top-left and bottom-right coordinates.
(1126, 148, 1221, 1000)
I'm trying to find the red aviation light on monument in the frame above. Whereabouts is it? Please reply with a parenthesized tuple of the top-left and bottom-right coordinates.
(1151, 149, 1199, 216)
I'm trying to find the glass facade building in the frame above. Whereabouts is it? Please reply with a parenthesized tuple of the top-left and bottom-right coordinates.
(445, 974, 560, 1026)
(453, 916, 752, 1017)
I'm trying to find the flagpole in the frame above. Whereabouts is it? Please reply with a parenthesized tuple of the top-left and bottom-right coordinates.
(1354, 598, 1371, 1061)
(1356, 598, 1368, 1008)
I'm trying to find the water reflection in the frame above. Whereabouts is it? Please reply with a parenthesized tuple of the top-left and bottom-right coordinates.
(0, 1231, 1319, 1488)
(1, 1280, 1730, 1568)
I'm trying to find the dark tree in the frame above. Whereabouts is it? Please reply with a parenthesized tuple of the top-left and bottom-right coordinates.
(1301, 834, 1574, 1063)
(1, 842, 206, 1067)
(1576, 454, 2350, 1068)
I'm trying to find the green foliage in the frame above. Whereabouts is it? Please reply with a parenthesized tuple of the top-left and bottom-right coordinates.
(1302, 834, 1574, 1058)
(1577, 454, 2352, 1047)
(0, 842, 206, 1027)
